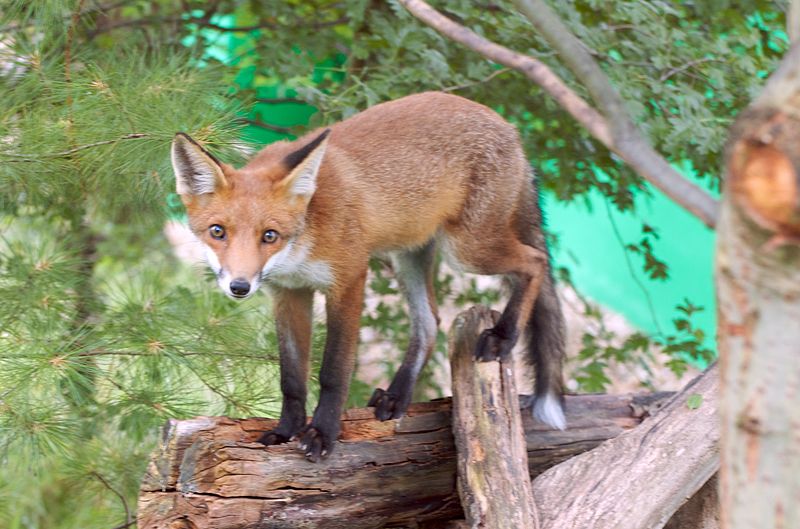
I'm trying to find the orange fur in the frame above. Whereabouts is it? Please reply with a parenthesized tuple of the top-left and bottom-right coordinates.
(171, 92, 566, 460)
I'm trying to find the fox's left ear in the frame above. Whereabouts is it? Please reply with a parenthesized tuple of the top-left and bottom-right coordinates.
(277, 129, 331, 202)
(171, 133, 228, 196)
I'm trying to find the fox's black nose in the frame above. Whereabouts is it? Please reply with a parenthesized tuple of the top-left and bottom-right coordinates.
(229, 278, 251, 297)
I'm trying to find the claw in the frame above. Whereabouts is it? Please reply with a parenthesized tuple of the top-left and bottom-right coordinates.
(257, 430, 291, 446)
(475, 327, 517, 361)
(297, 426, 332, 463)
(368, 387, 409, 421)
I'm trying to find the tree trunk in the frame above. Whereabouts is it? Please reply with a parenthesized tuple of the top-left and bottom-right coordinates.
(137, 392, 669, 529)
(532, 364, 719, 529)
(449, 307, 539, 528)
(717, 41, 800, 529)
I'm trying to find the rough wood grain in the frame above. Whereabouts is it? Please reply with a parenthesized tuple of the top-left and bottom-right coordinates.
(449, 306, 539, 528)
(138, 391, 670, 529)
(717, 42, 800, 529)
(533, 364, 719, 529)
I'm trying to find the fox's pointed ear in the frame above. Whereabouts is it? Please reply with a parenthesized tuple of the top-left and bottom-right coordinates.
(277, 129, 331, 202)
(171, 133, 228, 196)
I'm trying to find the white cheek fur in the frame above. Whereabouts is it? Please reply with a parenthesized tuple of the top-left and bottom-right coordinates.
(202, 242, 222, 275)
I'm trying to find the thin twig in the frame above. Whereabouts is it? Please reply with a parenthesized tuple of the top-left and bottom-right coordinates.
(602, 198, 663, 336)
(442, 67, 511, 92)
(91, 471, 132, 529)
(236, 118, 292, 135)
(256, 97, 307, 104)
(658, 57, 719, 82)
(2, 133, 148, 162)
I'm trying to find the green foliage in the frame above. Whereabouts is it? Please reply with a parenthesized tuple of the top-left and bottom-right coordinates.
(0, 0, 785, 526)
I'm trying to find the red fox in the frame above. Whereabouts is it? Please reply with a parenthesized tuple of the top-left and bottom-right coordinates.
(171, 92, 566, 461)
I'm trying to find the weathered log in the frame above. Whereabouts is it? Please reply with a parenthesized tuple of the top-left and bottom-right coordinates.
(137, 391, 670, 528)
(449, 307, 538, 528)
(532, 364, 719, 529)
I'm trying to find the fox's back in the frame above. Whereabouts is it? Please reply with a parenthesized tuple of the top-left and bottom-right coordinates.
(246, 92, 532, 253)
(331, 93, 530, 251)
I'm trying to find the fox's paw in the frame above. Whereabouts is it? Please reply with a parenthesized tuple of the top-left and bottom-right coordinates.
(368, 388, 409, 421)
(256, 430, 293, 446)
(475, 327, 517, 361)
(297, 424, 336, 462)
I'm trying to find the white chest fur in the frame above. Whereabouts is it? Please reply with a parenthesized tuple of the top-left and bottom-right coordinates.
(262, 240, 334, 291)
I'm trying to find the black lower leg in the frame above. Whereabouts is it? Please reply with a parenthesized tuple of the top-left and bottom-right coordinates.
(475, 277, 526, 361)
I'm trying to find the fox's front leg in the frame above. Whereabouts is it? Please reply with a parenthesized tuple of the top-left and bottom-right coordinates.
(298, 272, 366, 462)
(257, 287, 314, 446)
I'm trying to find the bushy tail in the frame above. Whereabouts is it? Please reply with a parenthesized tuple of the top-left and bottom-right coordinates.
(515, 176, 567, 430)
(527, 269, 566, 430)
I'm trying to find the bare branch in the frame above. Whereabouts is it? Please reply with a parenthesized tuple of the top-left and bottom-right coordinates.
(398, 0, 612, 145)
(511, 0, 718, 227)
(398, 0, 719, 228)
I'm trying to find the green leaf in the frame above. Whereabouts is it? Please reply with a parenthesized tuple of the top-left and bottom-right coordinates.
(686, 394, 704, 410)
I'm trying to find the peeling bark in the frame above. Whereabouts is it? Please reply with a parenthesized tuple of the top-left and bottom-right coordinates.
(137, 392, 669, 529)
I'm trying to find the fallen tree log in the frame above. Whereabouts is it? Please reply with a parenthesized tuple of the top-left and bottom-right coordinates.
(532, 364, 719, 529)
(137, 391, 670, 528)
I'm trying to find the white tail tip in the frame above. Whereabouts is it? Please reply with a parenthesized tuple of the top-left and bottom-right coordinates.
(532, 392, 566, 430)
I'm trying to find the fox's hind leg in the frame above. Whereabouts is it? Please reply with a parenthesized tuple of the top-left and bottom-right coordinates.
(456, 238, 549, 363)
(443, 183, 566, 430)
(369, 241, 439, 420)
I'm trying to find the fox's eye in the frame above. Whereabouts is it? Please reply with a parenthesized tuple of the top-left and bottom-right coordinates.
(263, 229, 279, 244)
(209, 224, 226, 240)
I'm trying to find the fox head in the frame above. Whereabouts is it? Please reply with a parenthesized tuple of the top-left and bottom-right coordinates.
(171, 130, 330, 299)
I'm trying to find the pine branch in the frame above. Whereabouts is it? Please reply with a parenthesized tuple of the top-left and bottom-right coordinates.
(87, 13, 350, 38)
(2, 133, 149, 162)
(0, 0, 136, 33)
(92, 471, 132, 529)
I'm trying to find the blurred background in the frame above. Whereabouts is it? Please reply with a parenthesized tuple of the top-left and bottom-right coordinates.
(0, 1, 786, 527)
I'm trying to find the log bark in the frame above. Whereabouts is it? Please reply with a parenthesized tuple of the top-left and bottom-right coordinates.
(449, 307, 539, 528)
(532, 364, 719, 529)
(717, 39, 800, 529)
(137, 392, 670, 529)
